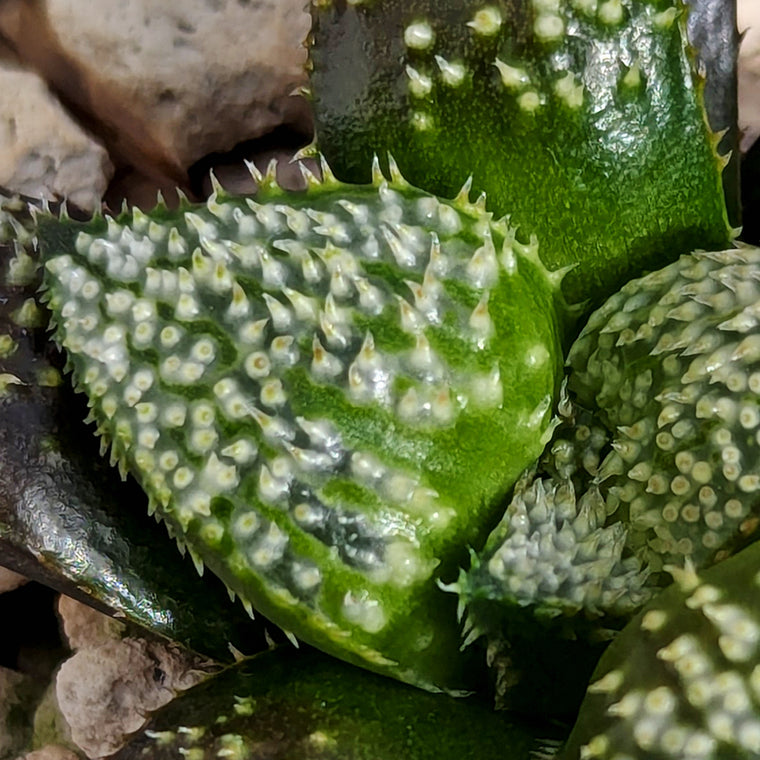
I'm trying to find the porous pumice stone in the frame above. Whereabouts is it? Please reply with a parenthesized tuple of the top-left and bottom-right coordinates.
(561, 540, 760, 760)
(36, 162, 565, 692)
(57, 595, 125, 651)
(568, 246, 760, 576)
(56, 637, 208, 758)
(0, 65, 113, 211)
(12, 0, 312, 171)
(20, 747, 81, 760)
(0, 565, 27, 593)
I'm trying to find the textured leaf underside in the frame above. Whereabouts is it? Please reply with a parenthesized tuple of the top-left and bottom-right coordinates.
(37, 169, 563, 691)
(309, 0, 731, 309)
(562, 540, 760, 759)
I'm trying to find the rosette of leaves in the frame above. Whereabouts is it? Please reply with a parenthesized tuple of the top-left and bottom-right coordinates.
(456, 244, 760, 711)
(0, 0, 743, 758)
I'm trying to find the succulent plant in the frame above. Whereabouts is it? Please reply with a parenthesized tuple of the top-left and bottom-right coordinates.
(0, 0, 755, 758)
(36, 164, 566, 693)
(308, 0, 732, 308)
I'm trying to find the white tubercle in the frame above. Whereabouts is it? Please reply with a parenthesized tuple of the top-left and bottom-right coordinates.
(404, 20, 435, 50)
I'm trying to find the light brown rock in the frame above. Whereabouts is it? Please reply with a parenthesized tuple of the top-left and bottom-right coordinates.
(19, 746, 81, 760)
(56, 596, 124, 652)
(0, 565, 27, 593)
(739, 0, 760, 149)
(55, 638, 210, 758)
(0, 0, 312, 184)
(0, 65, 112, 210)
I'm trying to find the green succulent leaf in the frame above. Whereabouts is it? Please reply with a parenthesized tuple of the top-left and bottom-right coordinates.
(568, 246, 760, 575)
(0, 198, 272, 664)
(36, 164, 564, 691)
(684, 0, 740, 225)
(112, 647, 560, 760)
(309, 0, 731, 309)
(561, 540, 760, 760)
(457, 245, 760, 704)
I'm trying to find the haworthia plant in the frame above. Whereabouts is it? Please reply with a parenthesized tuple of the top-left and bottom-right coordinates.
(569, 246, 760, 574)
(36, 163, 565, 692)
(112, 647, 560, 760)
(457, 247, 760, 688)
(0, 0, 744, 756)
(456, 397, 649, 628)
(309, 0, 731, 308)
(451, 396, 641, 710)
(561, 539, 760, 759)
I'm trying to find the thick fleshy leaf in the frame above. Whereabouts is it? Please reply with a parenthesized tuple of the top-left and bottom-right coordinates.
(568, 246, 760, 576)
(456, 245, 760, 714)
(36, 165, 563, 692)
(0, 204, 272, 663)
(459, 245, 760, 681)
(685, 0, 740, 225)
(112, 647, 562, 760)
(561, 539, 760, 759)
(309, 0, 731, 309)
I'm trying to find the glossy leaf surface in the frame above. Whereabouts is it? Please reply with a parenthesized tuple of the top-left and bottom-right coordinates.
(36, 167, 563, 692)
(309, 0, 731, 310)
(0, 221, 271, 663)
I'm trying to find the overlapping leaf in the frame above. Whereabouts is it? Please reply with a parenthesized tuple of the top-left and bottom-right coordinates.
(309, 0, 732, 310)
(113, 647, 561, 760)
(0, 206, 271, 663)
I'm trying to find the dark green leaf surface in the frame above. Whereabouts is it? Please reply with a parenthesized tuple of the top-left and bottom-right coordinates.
(309, 0, 731, 311)
(0, 232, 271, 663)
(685, 0, 740, 225)
(561, 539, 760, 759)
(113, 647, 561, 760)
